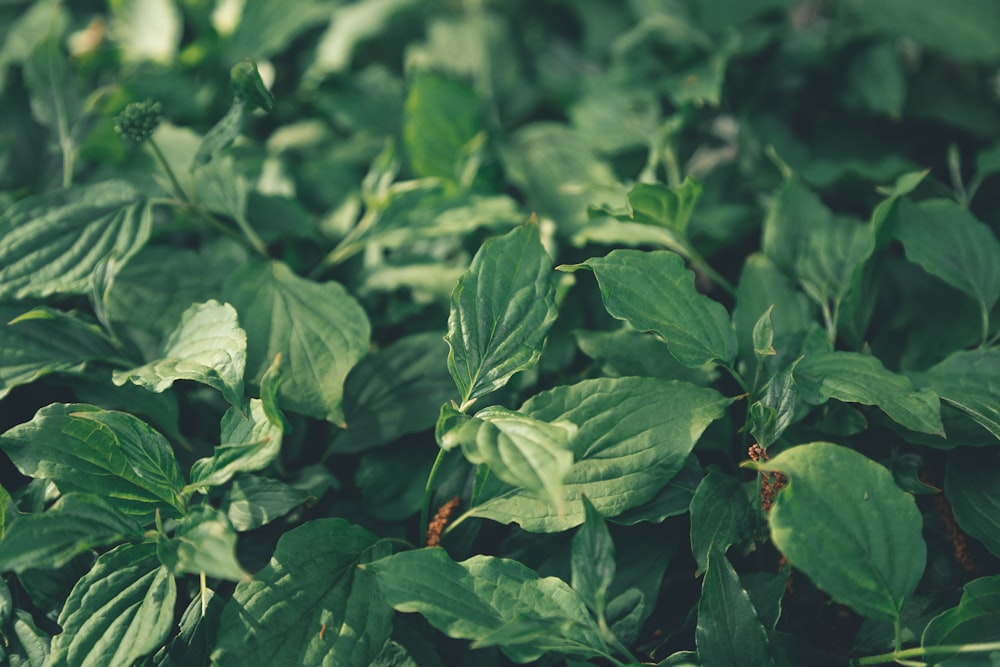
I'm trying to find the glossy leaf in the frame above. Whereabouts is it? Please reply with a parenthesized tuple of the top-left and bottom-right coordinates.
(189, 399, 283, 489)
(112, 300, 246, 409)
(0, 306, 119, 400)
(50, 543, 175, 667)
(222, 475, 310, 532)
(794, 351, 944, 436)
(446, 222, 557, 406)
(749, 363, 801, 449)
(696, 547, 774, 667)
(0, 493, 142, 573)
(223, 260, 371, 425)
(690, 469, 755, 575)
(0, 181, 151, 300)
(156, 505, 248, 582)
(755, 442, 926, 622)
(0, 404, 185, 522)
(212, 518, 392, 667)
(945, 450, 1000, 559)
(922, 575, 1000, 655)
(914, 348, 1000, 441)
(367, 548, 607, 663)
(469, 377, 731, 532)
(560, 250, 737, 368)
(571, 496, 616, 618)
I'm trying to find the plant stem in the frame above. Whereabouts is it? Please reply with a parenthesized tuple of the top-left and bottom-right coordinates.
(854, 641, 1000, 666)
(419, 448, 450, 542)
(147, 137, 188, 202)
(200, 571, 208, 617)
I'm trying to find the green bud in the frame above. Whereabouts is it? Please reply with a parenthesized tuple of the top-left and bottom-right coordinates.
(230, 59, 274, 112)
(114, 99, 163, 143)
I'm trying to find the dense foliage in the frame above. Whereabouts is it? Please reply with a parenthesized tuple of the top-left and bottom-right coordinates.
(2, 1, 1000, 665)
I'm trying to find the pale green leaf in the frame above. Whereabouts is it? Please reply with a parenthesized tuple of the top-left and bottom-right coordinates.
(367, 548, 607, 663)
(469, 377, 730, 532)
(189, 399, 283, 489)
(794, 351, 944, 436)
(112, 300, 246, 408)
(756, 442, 926, 622)
(914, 348, 1000, 441)
(156, 505, 248, 582)
(0, 404, 185, 522)
(945, 450, 1000, 559)
(0, 306, 119, 400)
(560, 249, 737, 368)
(109, 0, 182, 64)
(212, 519, 392, 667)
(627, 177, 703, 236)
(0, 493, 142, 573)
(696, 547, 774, 667)
(0, 181, 151, 300)
(446, 223, 557, 406)
(50, 543, 176, 667)
(690, 470, 755, 575)
(306, 0, 417, 80)
(6, 608, 51, 667)
(223, 260, 371, 425)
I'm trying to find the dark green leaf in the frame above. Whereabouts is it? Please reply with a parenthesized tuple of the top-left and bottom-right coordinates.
(574, 327, 717, 384)
(1, 404, 185, 522)
(212, 519, 392, 667)
(610, 455, 703, 526)
(733, 253, 814, 365)
(153, 588, 224, 667)
(445, 223, 557, 407)
(627, 177, 703, 235)
(752, 305, 776, 358)
(404, 71, 481, 181)
(690, 469, 755, 575)
(696, 547, 774, 667)
(189, 399, 283, 489)
(852, 0, 1000, 61)
(23, 35, 78, 149)
(222, 475, 310, 531)
(756, 442, 926, 622)
(50, 542, 175, 667)
(223, 260, 370, 425)
(571, 496, 616, 617)
(560, 250, 737, 368)
(0, 493, 142, 573)
(914, 348, 1000, 442)
(945, 450, 1000, 559)
(749, 363, 801, 449)
(469, 377, 730, 532)
(0, 181, 151, 300)
(192, 99, 247, 170)
(922, 575, 1000, 657)
(156, 505, 248, 582)
(112, 300, 246, 408)
(222, 0, 331, 62)
(5, 608, 51, 667)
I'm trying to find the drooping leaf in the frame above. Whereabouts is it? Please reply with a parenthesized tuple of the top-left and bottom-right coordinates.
(222, 475, 310, 532)
(914, 348, 1000, 442)
(403, 70, 481, 181)
(191, 99, 247, 170)
(571, 496, 616, 618)
(794, 351, 944, 436)
(212, 519, 393, 667)
(469, 377, 731, 532)
(367, 548, 607, 663)
(0, 181, 151, 300)
(112, 300, 247, 409)
(335, 332, 455, 453)
(689, 469, 755, 575)
(560, 250, 737, 368)
(189, 399, 283, 489)
(0, 493, 142, 573)
(945, 450, 1000, 559)
(755, 442, 926, 622)
(696, 547, 775, 667)
(0, 306, 119, 400)
(50, 542, 176, 667)
(156, 505, 248, 582)
(922, 575, 1000, 657)
(445, 222, 557, 407)
(223, 260, 371, 425)
(0, 404, 185, 522)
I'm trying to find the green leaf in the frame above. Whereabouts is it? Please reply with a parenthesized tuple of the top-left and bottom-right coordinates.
(156, 505, 248, 582)
(367, 548, 607, 663)
(696, 547, 775, 667)
(733, 254, 815, 364)
(922, 575, 1000, 657)
(627, 177, 703, 235)
(335, 332, 455, 453)
(222, 475, 310, 532)
(755, 442, 926, 622)
(112, 300, 247, 409)
(762, 177, 832, 277)
(222, 0, 331, 62)
(0, 181, 151, 300)
(560, 250, 736, 368)
(571, 496, 616, 618)
(153, 588, 224, 667)
(752, 305, 776, 358)
(469, 377, 731, 532)
(0, 493, 142, 573)
(895, 199, 1000, 343)
(0, 306, 119, 400)
(945, 450, 1000, 559)
(189, 398, 283, 489)
(852, 0, 1000, 61)
(6, 608, 51, 667)
(223, 260, 371, 425)
(574, 327, 717, 384)
(404, 70, 481, 181)
(610, 455, 703, 526)
(446, 222, 558, 407)
(914, 348, 1000, 441)
(192, 99, 247, 170)
(794, 215, 872, 311)
(442, 406, 576, 513)
(749, 363, 800, 449)
(50, 542, 175, 667)
(0, 404, 185, 522)
(844, 41, 906, 118)
(212, 518, 392, 667)
(109, 0, 182, 64)
(794, 351, 944, 436)
(306, 0, 418, 81)
(231, 59, 274, 112)
(690, 470, 755, 576)
(23, 35, 79, 151)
